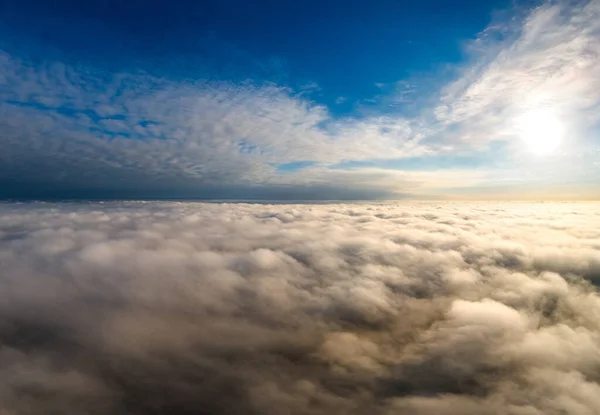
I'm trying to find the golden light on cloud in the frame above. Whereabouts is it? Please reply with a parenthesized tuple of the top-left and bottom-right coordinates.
(518, 108, 565, 155)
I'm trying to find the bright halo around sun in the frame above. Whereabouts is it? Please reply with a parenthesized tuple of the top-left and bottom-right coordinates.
(517, 108, 565, 155)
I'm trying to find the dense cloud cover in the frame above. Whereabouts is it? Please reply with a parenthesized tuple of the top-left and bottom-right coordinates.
(1, 201, 600, 414)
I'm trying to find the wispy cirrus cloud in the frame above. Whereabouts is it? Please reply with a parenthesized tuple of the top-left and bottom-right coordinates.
(432, 0, 600, 149)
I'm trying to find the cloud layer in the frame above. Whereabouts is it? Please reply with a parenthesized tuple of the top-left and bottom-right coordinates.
(1, 201, 600, 414)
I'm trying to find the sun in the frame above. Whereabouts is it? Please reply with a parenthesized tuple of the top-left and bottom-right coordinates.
(517, 109, 564, 155)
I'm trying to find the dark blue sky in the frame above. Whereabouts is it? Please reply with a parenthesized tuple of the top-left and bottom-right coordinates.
(0, 0, 597, 200)
(1, 0, 514, 111)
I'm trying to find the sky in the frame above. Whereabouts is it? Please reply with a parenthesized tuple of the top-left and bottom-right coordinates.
(0, 0, 599, 200)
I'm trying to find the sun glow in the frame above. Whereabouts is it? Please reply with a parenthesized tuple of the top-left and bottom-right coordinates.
(518, 109, 565, 155)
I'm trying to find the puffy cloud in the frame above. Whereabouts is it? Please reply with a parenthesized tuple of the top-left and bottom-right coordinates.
(1, 201, 600, 414)
(0, 51, 426, 198)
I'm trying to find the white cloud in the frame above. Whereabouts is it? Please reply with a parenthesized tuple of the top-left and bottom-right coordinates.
(1, 201, 600, 413)
(433, 0, 600, 150)
(0, 51, 428, 195)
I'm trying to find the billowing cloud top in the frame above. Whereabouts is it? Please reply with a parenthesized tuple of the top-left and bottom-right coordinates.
(1, 201, 600, 413)
(0, 0, 599, 199)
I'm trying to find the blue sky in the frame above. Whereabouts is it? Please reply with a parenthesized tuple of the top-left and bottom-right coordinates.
(0, 0, 598, 199)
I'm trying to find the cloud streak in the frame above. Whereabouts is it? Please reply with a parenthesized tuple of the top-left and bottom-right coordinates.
(433, 0, 600, 148)
(1, 201, 600, 413)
